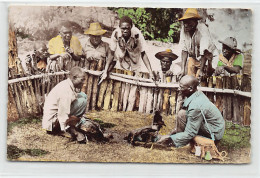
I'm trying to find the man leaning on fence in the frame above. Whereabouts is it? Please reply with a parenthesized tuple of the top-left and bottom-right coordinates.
(100, 16, 155, 80)
(177, 8, 216, 80)
(215, 37, 244, 76)
(23, 42, 49, 75)
(46, 25, 83, 72)
(99, 15, 156, 111)
(42, 66, 87, 143)
(157, 75, 225, 148)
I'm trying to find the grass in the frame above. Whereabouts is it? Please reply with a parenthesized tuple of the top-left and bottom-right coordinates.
(7, 116, 42, 133)
(7, 145, 49, 160)
(6, 111, 251, 163)
(219, 121, 251, 150)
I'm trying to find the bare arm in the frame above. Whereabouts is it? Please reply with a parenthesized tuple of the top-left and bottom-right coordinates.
(104, 49, 115, 74)
(177, 50, 188, 80)
(70, 53, 82, 61)
(98, 50, 115, 85)
(49, 54, 61, 60)
(224, 65, 241, 74)
(141, 51, 153, 78)
(199, 50, 213, 78)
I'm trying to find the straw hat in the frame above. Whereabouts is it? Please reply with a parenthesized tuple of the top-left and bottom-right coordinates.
(155, 49, 178, 61)
(178, 8, 202, 21)
(84, 22, 107, 36)
(219, 37, 241, 53)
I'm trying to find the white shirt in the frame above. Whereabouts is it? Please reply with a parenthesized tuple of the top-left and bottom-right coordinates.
(42, 78, 77, 131)
(179, 22, 216, 60)
(110, 25, 147, 72)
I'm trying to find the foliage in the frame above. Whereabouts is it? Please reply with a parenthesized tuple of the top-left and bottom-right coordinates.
(219, 121, 251, 150)
(7, 145, 49, 160)
(108, 7, 182, 43)
(7, 116, 42, 133)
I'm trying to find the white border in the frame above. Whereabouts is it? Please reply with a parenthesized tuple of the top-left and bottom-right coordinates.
(1, 1, 260, 177)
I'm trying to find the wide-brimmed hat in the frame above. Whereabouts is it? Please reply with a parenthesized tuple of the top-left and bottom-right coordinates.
(155, 49, 178, 61)
(84, 22, 107, 36)
(178, 8, 202, 21)
(219, 37, 241, 53)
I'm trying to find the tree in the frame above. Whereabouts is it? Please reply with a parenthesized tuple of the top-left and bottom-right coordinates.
(109, 7, 183, 43)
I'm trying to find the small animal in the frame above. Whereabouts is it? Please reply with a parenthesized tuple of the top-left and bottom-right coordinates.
(65, 116, 111, 143)
(124, 111, 165, 145)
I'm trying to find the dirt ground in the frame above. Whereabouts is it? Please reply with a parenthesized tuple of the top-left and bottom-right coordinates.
(7, 111, 250, 164)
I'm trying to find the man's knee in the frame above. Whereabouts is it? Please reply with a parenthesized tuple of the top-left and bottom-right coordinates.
(177, 109, 186, 120)
(78, 92, 87, 99)
(176, 109, 187, 132)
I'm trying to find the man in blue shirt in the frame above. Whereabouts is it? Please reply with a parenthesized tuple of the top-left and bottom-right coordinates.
(157, 75, 225, 147)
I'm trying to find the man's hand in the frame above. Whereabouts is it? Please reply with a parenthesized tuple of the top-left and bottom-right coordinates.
(98, 70, 108, 85)
(87, 56, 95, 62)
(177, 70, 185, 81)
(166, 70, 173, 77)
(150, 71, 159, 86)
(65, 47, 74, 55)
(215, 66, 225, 76)
(156, 135, 175, 147)
(198, 70, 206, 81)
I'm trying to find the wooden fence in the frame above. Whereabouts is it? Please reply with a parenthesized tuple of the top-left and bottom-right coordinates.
(8, 68, 251, 126)
(7, 27, 251, 125)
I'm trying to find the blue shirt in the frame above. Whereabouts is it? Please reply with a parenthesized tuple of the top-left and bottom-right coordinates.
(171, 91, 225, 147)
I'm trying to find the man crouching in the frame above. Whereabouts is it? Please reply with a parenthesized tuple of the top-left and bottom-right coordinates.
(42, 66, 87, 143)
(157, 75, 225, 148)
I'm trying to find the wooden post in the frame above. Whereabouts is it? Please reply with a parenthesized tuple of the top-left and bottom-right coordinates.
(231, 75, 241, 124)
(162, 76, 171, 114)
(223, 76, 232, 121)
(111, 69, 122, 111)
(91, 59, 103, 110)
(145, 73, 154, 114)
(207, 76, 214, 103)
(8, 27, 20, 120)
(139, 73, 148, 113)
(215, 76, 223, 113)
(145, 87, 153, 114)
(8, 85, 20, 121)
(34, 78, 43, 113)
(127, 71, 138, 111)
(103, 78, 113, 110)
(27, 79, 39, 114)
(81, 62, 90, 94)
(134, 73, 143, 111)
(153, 88, 159, 112)
(123, 70, 132, 111)
(152, 72, 160, 112)
(241, 74, 251, 126)
(85, 61, 97, 111)
(118, 69, 125, 111)
(169, 90, 177, 115)
(8, 27, 18, 70)
(97, 79, 108, 109)
(169, 75, 177, 115)
(200, 78, 208, 87)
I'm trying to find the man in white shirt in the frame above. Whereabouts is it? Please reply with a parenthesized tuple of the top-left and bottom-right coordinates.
(177, 8, 216, 80)
(99, 16, 156, 111)
(100, 16, 154, 79)
(42, 66, 87, 142)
